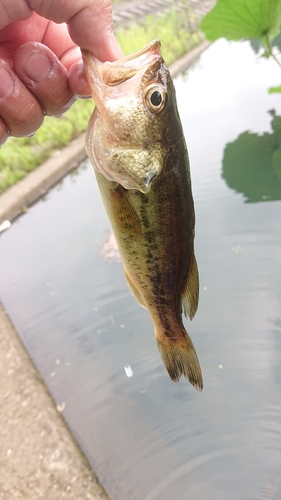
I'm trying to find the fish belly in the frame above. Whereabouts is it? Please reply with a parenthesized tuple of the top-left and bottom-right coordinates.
(94, 168, 203, 391)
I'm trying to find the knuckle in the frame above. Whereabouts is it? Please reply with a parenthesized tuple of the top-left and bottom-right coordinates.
(0, 99, 43, 138)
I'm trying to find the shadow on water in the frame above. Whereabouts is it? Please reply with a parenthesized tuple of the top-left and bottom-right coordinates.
(222, 110, 281, 202)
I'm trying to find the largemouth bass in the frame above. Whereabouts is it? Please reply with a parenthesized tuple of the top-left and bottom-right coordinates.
(82, 40, 203, 391)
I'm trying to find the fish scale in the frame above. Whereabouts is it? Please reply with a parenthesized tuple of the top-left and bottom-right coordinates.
(83, 40, 203, 390)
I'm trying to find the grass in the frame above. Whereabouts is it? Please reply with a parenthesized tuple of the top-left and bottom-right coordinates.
(0, 99, 93, 193)
(117, 9, 203, 65)
(0, 3, 204, 194)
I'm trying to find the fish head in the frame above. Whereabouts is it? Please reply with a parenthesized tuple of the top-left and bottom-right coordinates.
(82, 40, 176, 193)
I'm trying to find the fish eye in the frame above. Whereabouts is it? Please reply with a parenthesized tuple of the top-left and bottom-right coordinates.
(151, 91, 162, 106)
(145, 85, 166, 113)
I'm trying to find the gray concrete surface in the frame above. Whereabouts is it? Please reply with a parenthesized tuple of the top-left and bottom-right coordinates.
(0, 303, 109, 500)
(112, 0, 215, 31)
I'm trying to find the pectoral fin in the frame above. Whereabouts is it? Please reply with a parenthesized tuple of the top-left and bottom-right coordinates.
(181, 252, 199, 320)
(110, 185, 142, 237)
(124, 268, 147, 309)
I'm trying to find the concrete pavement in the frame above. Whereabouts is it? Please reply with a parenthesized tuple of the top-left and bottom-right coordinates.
(0, 304, 110, 500)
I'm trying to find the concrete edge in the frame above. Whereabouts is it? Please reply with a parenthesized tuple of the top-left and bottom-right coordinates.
(0, 302, 110, 499)
(169, 40, 211, 78)
(0, 40, 210, 226)
(0, 133, 87, 224)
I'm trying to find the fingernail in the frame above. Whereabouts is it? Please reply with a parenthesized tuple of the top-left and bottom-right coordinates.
(0, 68, 14, 98)
(24, 52, 53, 82)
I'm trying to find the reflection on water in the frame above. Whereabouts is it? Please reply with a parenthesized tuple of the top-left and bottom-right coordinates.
(0, 40, 281, 500)
(222, 109, 281, 202)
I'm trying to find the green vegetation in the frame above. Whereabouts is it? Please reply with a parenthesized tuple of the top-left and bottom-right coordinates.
(117, 10, 203, 65)
(200, 1, 281, 201)
(201, 0, 281, 42)
(201, 0, 281, 89)
(0, 100, 93, 193)
(0, 3, 203, 194)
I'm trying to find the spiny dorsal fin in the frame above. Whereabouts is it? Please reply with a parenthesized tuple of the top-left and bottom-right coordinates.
(181, 252, 199, 320)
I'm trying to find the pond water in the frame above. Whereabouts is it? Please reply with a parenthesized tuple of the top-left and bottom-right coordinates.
(1, 39, 281, 499)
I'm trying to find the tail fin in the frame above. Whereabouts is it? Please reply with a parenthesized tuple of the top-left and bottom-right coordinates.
(156, 334, 203, 391)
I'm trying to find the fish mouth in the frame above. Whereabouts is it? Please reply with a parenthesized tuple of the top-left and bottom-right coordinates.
(115, 39, 161, 62)
(83, 41, 165, 193)
(82, 40, 162, 92)
(82, 38, 161, 69)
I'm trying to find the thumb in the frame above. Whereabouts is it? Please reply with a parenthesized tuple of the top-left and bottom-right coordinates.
(27, 0, 123, 62)
(67, 5, 123, 62)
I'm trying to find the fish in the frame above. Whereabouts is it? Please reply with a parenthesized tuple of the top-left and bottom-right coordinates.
(82, 40, 203, 391)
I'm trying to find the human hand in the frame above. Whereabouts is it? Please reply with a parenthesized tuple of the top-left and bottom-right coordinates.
(0, 0, 122, 145)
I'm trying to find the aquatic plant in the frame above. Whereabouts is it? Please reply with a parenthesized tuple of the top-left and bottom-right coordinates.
(201, 0, 281, 92)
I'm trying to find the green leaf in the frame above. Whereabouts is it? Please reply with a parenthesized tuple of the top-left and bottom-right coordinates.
(201, 0, 281, 42)
(268, 85, 281, 92)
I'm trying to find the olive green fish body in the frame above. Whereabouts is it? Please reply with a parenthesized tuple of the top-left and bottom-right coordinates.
(83, 41, 203, 390)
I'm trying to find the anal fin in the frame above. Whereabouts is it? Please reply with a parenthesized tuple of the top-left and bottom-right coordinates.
(124, 268, 147, 309)
(182, 252, 199, 320)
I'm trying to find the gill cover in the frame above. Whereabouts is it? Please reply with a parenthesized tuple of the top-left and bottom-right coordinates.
(82, 40, 169, 193)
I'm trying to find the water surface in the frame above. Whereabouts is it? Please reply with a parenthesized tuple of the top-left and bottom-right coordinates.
(1, 40, 281, 499)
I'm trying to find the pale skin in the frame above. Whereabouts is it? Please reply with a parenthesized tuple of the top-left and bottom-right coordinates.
(0, 0, 122, 145)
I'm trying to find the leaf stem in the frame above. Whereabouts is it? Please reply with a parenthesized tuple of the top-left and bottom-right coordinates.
(265, 34, 281, 70)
